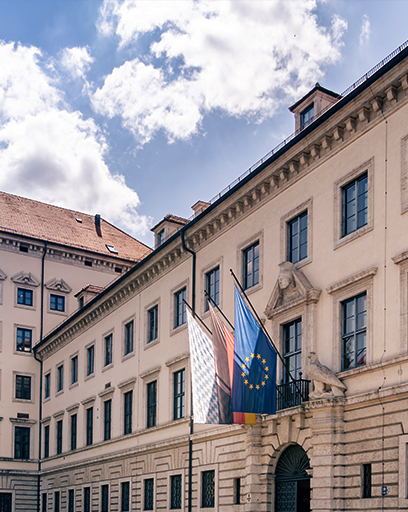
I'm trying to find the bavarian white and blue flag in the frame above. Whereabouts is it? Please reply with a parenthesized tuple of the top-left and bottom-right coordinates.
(187, 310, 220, 424)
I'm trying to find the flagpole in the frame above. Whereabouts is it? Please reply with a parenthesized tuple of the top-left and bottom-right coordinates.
(229, 269, 306, 399)
(204, 290, 235, 332)
(183, 299, 212, 336)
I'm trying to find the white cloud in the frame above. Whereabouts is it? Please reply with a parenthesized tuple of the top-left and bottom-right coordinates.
(94, 0, 347, 145)
(0, 41, 151, 237)
(60, 46, 94, 79)
(359, 14, 370, 46)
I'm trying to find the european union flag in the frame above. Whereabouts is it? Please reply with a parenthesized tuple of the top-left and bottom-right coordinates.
(232, 286, 277, 415)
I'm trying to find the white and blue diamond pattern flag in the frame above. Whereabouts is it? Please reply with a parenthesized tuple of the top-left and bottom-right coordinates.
(187, 310, 220, 424)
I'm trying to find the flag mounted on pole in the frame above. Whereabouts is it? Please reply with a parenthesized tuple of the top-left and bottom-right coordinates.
(232, 286, 277, 415)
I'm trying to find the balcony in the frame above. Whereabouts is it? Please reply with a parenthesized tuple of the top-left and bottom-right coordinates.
(276, 374, 310, 411)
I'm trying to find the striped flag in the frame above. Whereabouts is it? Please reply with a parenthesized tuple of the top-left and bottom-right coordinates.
(187, 310, 220, 424)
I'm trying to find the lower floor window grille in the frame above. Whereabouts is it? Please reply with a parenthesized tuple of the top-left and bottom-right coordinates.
(201, 470, 215, 508)
(170, 474, 182, 509)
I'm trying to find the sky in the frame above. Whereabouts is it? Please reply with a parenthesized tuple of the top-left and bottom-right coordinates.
(0, 0, 407, 247)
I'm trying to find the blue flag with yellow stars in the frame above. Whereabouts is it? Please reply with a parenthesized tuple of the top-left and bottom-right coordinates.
(232, 286, 277, 415)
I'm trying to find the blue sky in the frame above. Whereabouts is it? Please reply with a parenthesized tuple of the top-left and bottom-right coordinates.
(0, 0, 407, 246)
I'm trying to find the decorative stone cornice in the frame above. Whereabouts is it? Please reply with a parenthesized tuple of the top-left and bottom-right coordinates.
(12, 271, 40, 287)
(165, 352, 190, 368)
(140, 365, 161, 380)
(45, 278, 72, 293)
(98, 386, 115, 398)
(66, 403, 80, 413)
(81, 395, 96, 406)
(326, 267, 378, 294)
(0, 269, 6, 280)
(52, 410, 65, 418)
(118, 377, 137, 389)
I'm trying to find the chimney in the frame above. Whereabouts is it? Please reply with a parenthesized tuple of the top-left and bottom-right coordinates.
(95, 214, 102, 237)
(191, 200, 210, 218)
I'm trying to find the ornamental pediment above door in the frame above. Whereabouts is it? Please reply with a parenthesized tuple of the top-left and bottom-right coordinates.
(264, 262, 321, 319)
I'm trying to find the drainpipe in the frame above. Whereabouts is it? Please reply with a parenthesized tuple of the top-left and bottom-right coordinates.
(34, 241, 47, 512)
(180, 230, 195, 512)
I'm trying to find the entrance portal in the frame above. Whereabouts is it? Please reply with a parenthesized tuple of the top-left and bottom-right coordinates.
(275, 444, 311, 512)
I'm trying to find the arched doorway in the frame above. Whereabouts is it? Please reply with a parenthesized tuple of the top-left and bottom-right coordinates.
(275, 444, 311, 512)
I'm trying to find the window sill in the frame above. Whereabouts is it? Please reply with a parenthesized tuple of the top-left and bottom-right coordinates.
(242, 282, 262, 297)
(84, 373, 95, 382)
(102, 363, 113, 373)
(69, 381, 79, 390)
(144, 339, 160, 350)
(122, 351, 135, 362)
(55, 390, 64, 397)
(334, 224, 373, 250)
(171, 323, 187, 337)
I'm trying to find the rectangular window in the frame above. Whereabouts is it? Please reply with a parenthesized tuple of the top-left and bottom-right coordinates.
(174, 288, 186, 328)
(342, 292, 367, 370)
(14, 426, 30, 459)
(44, 373, 50, 399)
(173, 369, 185, 421)
(44, 425, 50, 459)
(104, 400, 112, 441)
(87, 345, 94, 376)
(147, 381, 157, 429)
(104, 334, 113, 367)
(84, 487, 91, 512)
(16, 286, 31, 304)
(0, 494, 12, 512)
(71, 356, 78, 385)
(148, 305, 158, 343)
(16, 375, 31, 400)
(16, 327, 32, 352)
(234, 477, 241, 505)
(101, 485, 109, 512)
(287, 211, 307, 264)
(124, 321, 134, 355)
(283, 319, 302, 383)
(362, 463, 372, 498)
(56, 420, 63, 455)
(71, 414, 77, 451)
(124, 390, 133, 435)
(201, 470, 215, 508)
(342, 173, 368, 237)
(205, 267, 220, 311)
(57, 365, 64, 392)
(170, 475, 182, 510)
(157, 229, 165, 247)
(86, 407, 93, 446)
(17, 288, 33, 306)
(68, 490, 74, 512)
(121, 481, 130, 512)
(50, 294, 65, 312)
(300, 103, 314, 129)
(54, 491, 60, 512)
(42, 493, 47, 512)
(144, 479, 154, 511)
(243, 242, 259, 290)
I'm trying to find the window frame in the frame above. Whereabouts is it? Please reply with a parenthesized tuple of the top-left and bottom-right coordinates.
(205, 266, 220, 312)
(56, 419, 63, 455)
(120, 480, 131, 512)
(17, 287, 33, 307)
(327, 267, 376, 374)
(334, 159, 374, 250)
(44, 424, 50, 459)
(56, 364, 64, 394)
(300, 102, 314, 130)
(103, 332, 113, 368)
(173, 369, 185, 421)
(50, 294, 65, 313)
(86, 343, 95, 379)
(147, 380, 157, 429)
(103, 399, 112, 441)
(14, 425, 30, 459)
(341, 173, 368, 238)
(281, 199, 313, 268)
(341, 292, 367, 371)
(123, 319, 134, 357)
(242, 242, 259, 291)
(124, 390, 133, 436)
(86, 407, 93, 446)
(44, 372, 51, 400)
(70, 413, 77, 451)
(16, 326, 33, 353)
(143, 477, 155, 511)
(101, 484, 109, 512)
(201, 470, 215, 509)
(174, 288, 187, 330)
(71, 355, 78, 386)
(83, 487, 91, 512)
(237, 231, 263, 295)
(148, 305, 159, 344)
(15, 374, 31, 400)
(282, 319, 303, 383)
(169, 473, 183, 510)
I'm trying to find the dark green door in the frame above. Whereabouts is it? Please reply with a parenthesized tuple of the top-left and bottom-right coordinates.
(275, 445, 311, 512)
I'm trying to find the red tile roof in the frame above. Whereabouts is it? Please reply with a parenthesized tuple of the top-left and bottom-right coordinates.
(0, 191, 152, 262)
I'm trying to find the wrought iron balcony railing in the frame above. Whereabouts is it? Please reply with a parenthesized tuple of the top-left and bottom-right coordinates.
(276, 375, 310, 411)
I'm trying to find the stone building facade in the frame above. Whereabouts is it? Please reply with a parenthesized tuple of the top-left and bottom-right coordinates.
(3, 42, 408, 512)
(0, 194, 151, 511)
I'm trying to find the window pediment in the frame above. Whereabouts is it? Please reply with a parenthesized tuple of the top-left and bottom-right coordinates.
(45, 278, 72, 294)
(265, 262, 321, 319)
(0, 269, 7, 280)
(12, 271, 40, 287)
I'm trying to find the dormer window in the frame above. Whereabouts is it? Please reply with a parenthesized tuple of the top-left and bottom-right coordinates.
(157, 229, 165, 247)
(300, 103, 314, 130)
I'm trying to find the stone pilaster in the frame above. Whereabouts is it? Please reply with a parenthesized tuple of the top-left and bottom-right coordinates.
(244, 423, 266, 511)
(309, 397, 346, 512)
